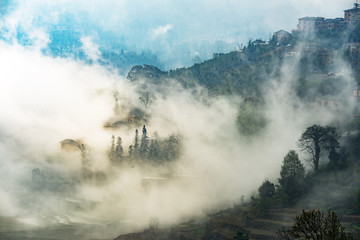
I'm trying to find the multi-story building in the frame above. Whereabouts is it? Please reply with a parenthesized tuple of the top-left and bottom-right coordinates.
(322, 18, 346, 31)
(294, 17, 346, 33)
(296, 17, 325, 32)
(344, 2, 360, 24)
(292, 2, 359, 34)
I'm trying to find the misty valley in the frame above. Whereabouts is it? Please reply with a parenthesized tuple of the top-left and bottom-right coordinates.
(1, 1, 360, 240)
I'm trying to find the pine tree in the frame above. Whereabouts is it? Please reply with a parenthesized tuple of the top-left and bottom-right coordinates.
(278, 150, 305, 203)
(134, 129, 139, 156)
(258, 179, 275, 199)
(115, 137, 123, 160)
(111, 135, 115, 152)
(139, 125, 149, 158)
(149, 139, 160, 162)
(129, 145, 133, 158)
(110, 135, 116, 162)
(162, 134, 181, 161)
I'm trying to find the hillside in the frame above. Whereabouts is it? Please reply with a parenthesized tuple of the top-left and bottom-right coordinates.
(118, 20, 360, 240)
(114, 206, 360, 240)
(126, 25, 360, 102)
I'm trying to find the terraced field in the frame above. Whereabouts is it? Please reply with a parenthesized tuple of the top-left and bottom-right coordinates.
(1, 207, 359, 240)
(114, 207, 360, 240)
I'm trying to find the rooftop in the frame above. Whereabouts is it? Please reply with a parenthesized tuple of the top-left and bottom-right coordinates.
(345, 2, 360, 12)
(344, 7, 360, 12)
(274, 30, 291, 34)
(299, 17, 325, 21)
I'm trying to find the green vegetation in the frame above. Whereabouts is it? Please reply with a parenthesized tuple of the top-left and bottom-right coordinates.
(233, 230, 250, 240)
(236, 97, 268, 136)
(278, 150, 306, 204)
(251, 121, 360, 224)
(258, 179, 276, 199)
(297, 125, 339, 172)
(126, 125, 182, 165)
(277, 209, 354, 240)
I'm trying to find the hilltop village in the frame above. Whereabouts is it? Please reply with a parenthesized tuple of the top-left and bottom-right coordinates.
(274, 2, 360, 43)
(125, 3, 360, 119)
(271, 2, 360, 75)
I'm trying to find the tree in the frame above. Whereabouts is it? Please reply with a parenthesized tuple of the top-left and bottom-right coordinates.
(278, 150, 305, 203)
(110, 135, 116, 162)
(115, 137, 123, 160)
(111, 135, 115, 152)
(325, 127, 343, 170)
(78, 142, 89, 168)
(236, 97, 267, 136)
(277, 209, 354, 239)
(129, 145, 134, 158)
(139, 91, 152, 110)
(327, 147, 341, 170)
(32, 168, 46, 190)
(258, 179, 275, 199)
(148, 138, 160, 162)
(297, 125, 338, 171)
(133, 129, 139, 157)
(233, 230, 249, 240)
(162, 134, 182, 161)
(139, 125, 149, 158)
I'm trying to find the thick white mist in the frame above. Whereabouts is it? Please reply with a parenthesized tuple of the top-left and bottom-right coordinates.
(0, 39, 355, 239)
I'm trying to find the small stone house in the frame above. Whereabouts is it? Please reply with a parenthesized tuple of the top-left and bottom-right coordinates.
(273, 30, 292, 44)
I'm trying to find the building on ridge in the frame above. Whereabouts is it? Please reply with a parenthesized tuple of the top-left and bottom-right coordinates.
(273, 30, 292, 45)
(344, 1, 360, 24)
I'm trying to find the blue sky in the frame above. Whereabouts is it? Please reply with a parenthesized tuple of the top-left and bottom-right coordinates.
(0, 0, 355, 69)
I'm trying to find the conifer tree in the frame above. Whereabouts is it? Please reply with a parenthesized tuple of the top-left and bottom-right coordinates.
(111, 135, 115, 152)
(129, 145, 133, 158)
(149, 138, 160, 162)
(140, 125, 149, 158)
(116, 137, 123, 160)
(110, 135, 116, 162)
(134, 129, 139, 157)
(279, 150, 305, 203)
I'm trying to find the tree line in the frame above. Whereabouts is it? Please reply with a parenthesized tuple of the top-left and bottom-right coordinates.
(257, 124, 351, 208)
(110, 125, 182, 166)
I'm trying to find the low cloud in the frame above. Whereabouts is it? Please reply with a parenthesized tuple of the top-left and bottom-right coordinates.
(149, 24, 173, 39)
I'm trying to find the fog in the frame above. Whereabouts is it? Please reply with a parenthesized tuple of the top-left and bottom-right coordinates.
(0, 1, 357, 239)
(0, 34, 355, 239)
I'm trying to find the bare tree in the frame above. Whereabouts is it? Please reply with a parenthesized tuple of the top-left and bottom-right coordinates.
(277, 209, 354, 240)
(297, 125, 338, 171)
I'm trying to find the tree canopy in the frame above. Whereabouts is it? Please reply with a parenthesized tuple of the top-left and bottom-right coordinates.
(297, 125, 339, 171)
(277, 209, 354, 240)
(278, 150, 305, 203)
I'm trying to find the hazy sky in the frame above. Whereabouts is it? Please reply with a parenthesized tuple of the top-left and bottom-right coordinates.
(0, 0, 355, 68)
